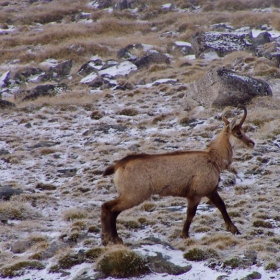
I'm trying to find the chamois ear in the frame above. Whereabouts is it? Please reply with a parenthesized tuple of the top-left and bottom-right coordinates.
(229, 116, 239, 130)
(222, 110, 230, 126)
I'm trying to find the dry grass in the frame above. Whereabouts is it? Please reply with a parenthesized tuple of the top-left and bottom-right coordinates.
(1, 0, 279, 66)
(1, 0, 280, 278)
(63, 208, 88, 221)
(0, 199, 37, 220)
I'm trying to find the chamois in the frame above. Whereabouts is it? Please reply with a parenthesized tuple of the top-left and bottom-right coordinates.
(101, 107, 254, 245)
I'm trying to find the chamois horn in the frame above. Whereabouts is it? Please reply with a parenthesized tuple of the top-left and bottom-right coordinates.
(238, 106, 247, 127)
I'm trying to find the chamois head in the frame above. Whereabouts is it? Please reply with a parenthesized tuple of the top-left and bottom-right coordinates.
(222, 106, 255, 149)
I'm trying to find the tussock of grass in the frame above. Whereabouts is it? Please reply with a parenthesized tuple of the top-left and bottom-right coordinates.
(0, 261, 44, 278)
(201, 233, 239, 247)
(63, 208, 88, 221)
(96, 246, 150, 278)
(0, 200, 37, 220)
(184, 247, 218, 261)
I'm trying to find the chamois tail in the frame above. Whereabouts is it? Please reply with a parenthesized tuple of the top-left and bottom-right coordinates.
(103, 165, 116, 176)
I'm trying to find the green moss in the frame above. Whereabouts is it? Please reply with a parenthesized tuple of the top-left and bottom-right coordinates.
(49, 264, 60, 273)
(222, 257, 242, 269)
(96, 249, 150, 278)
(29, 252, 42, 260)
(141, 203, 156, 212)
(183, 248, 218, 262)
(120, 220, 140, 229)
(68, 231, 80, 242)
(265, 262, 278, 271)
(195, 227, 210, 233)
(228, 211, 241, 218)
(0, 261, 44, 278)
(118, 108, 139, 116)
(58, 254, 83, 269)
(36, 182, 57, 190)
(253, 220, 273, 228)
(88, 225, 100, 233)
(72, 220, 87, 230)
(138, 217, 147, 224)
(270, 237, 280, 244)
(85, 247, 104, 261)
(63, 209, 87, 221)
(179, 117, 190, 126)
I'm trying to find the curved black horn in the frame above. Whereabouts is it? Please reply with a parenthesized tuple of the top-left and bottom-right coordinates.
(238, 106, 247, 127)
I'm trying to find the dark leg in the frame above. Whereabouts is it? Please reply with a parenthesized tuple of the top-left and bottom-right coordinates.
(101, 195, 146, 245)
(207, 190, 240, 235)
(101, 198, 123, 246)
(180, 196, 201, 238)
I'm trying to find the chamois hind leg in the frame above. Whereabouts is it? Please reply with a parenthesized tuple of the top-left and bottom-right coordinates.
(207, 190, 240, 235)
(101, 198, 123, 246)
(180, 196, 201, 239)
(101, 195, 146, 245)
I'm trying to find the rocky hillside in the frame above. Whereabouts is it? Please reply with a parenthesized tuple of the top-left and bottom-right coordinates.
(1, 0, 280, 279)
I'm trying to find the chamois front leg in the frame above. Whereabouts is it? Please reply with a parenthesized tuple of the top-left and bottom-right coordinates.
(207, 190, 240, 235)
(180, 196, 201, 238)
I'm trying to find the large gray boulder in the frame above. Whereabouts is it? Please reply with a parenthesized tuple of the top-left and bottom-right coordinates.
(191, 31, 253, 58)
(187, 67, 272, 107)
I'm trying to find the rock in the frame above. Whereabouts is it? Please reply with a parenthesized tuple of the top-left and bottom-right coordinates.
(95, 124, 127, 133)
(114, 0, 139, 10)
(187, 67, 272, 107)
(190, 31, 253, 58)
(57, 168, 77, 177)
(135, 53, 170, 69)
(88, 76, 104, 88)
(173, 41, 194, 55)
(39, 241, 69, 260)
(92, 0, 112, 9)
(0, 100, 16, 109)
(78, 59, 103, 75)
(11, 240, 32, 253)
(0, 71, 11, 88)
(99, 61, 137, 78)
(253, 32, 271, 46)
(0, 149, 10, 156)
(117, 44, 140, 60)
(147, 252, 192, 275)
(49, 59, 72, 78)
(100, 59, 118, 70)
(14, 68, 44, 84)
(255, 41, 280, 67)
(28, 141, 60, 149)
(0, 186, 23, 200)
(242, 271, 262, 280)
(20, 84, 66, 102)
(243, 250, 257, 266)
(80, 72, 99, 84)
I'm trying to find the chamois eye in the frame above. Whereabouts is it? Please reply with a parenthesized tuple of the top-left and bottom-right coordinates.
(235, 131, 242, 137)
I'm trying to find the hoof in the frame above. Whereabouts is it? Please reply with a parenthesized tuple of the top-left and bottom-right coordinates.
(227, 224, 240, 235)
(102, 235, 123, 246)
(180, 232, 190, 239)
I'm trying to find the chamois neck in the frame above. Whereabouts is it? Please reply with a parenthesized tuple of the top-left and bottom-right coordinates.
(207, 126, 233, 171)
